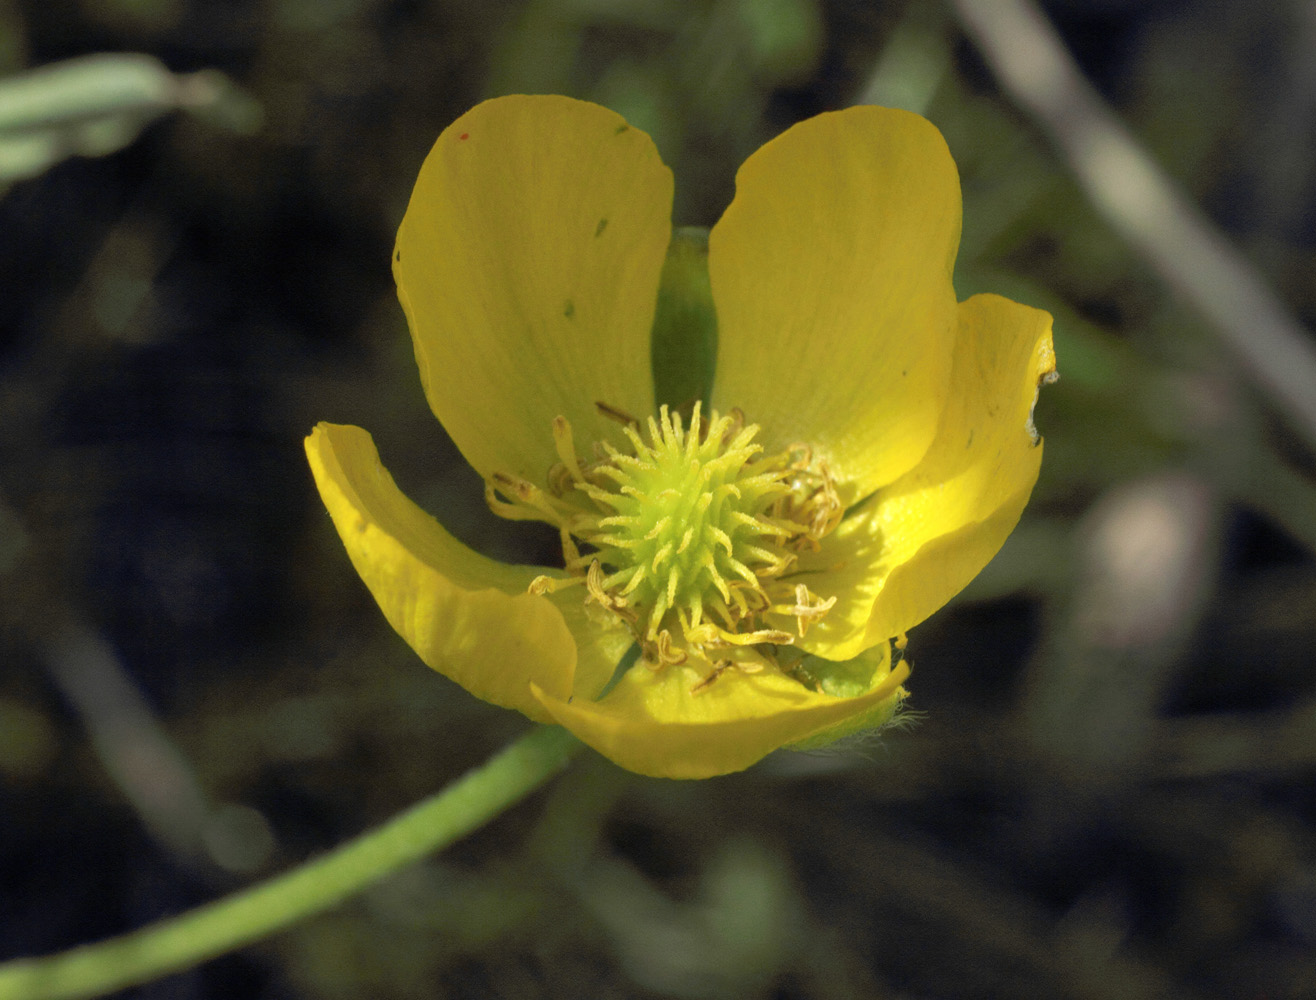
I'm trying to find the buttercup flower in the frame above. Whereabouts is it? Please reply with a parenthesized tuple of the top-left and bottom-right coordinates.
(305, 95, 1055, 779)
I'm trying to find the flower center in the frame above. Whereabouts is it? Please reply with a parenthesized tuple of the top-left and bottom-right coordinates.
(487, 402, 843, 666)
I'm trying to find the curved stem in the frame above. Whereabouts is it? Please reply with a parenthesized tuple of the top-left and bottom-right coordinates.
(0, 725, 583, 1000)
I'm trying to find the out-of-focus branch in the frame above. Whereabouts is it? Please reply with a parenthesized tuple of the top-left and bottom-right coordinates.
(952, 0, 1316, 454)
(42, 621, 213, 863)
(0, 54, 261, 190)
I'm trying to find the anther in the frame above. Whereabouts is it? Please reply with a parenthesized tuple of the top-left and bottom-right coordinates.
(690, 659, 733, 694)
(528, 574, 582, 595)
(595, 401, 640, 426)
(551, 416, 586, 484)
(772, 584, 838, 637)
(653, 629, 687, 666)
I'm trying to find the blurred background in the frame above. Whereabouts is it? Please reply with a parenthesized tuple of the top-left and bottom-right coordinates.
(2, 0, 1315, 997)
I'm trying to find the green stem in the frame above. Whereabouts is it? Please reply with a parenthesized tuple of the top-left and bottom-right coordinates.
(0, 725, 583, 1000)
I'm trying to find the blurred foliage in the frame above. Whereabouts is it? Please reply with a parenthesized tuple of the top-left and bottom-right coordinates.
(0, 53, 259, 190)
(1, 0, 1315, 998)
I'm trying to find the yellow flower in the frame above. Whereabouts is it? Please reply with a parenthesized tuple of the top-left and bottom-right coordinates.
(305, 95, 1055, 779)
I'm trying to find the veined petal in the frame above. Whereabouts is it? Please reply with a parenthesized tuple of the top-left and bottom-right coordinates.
(709, 105, 960, 502)
(306, 422, 581, 722)
(394, 95, 672, 484)
(532, 646, 908, 779)
(795, 295, 1056, 658)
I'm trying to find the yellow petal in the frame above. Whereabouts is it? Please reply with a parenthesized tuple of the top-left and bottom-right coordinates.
(543, 597, 636, 703)
(306, 422, 584, 722)
(796, 294, 1056, 658)
(394, 95, 673, 483)
(709, 105, 960, 502)
(532, 646, 908, 779)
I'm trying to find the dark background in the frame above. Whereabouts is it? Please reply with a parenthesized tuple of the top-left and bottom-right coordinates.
(2, 0, 1315, 997)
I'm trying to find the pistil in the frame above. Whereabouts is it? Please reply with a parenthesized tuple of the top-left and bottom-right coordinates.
(489, 402, 842, 667)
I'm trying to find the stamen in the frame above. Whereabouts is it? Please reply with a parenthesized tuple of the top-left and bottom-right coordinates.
(584, 559, 635, 624)
(690, 659, 733, 694)
(559, 528, 580, 565)
(724, 581, 751, 617)
(654, 629, 687, 665)
(709, 601, 738, 631)
(552, 416, 585, 484)
(595, 401, 640, 427)
(770, 584, 838, 637)
(487, 473, 567, 525)
(528, 574, 582, 595)
(487, 405, 846, 678)
(684, 647, 768, 694)
(711, 627, 795, 647)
